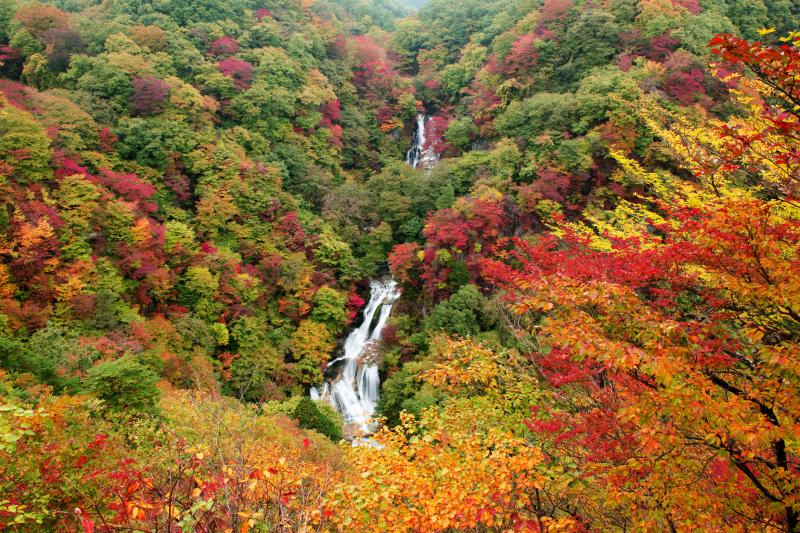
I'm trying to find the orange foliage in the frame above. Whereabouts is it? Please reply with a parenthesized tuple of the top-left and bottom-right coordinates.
(333, 409, 574, 532)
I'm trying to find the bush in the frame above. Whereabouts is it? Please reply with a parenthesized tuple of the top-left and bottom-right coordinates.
(292, 396, 342, 441)
(85, 357, 160, 414)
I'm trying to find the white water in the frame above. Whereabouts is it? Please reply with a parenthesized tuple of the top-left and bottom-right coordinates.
(406, 113, 439, 169)
(312, 279, 401, 433)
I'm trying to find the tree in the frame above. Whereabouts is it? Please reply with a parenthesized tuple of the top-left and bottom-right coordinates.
(0, 0, 15, 43)
(391, 189, 509, 297)
(444, 116, 477, 151)
(314, 231, 360, 281)
(208, 35, 238, 56)
(335, 336, 575, 531)
(0, 98, 53, 182)
(424, 284, 488, 337)
(310, 286, 348, 334)
(42, 28, 84, 72)
(85, 357, 160, 414)
(495, 92, 577, 142)
(478, 33, 800, 530)
(218, 57, 253, 89)
(705, 31, 800, 197)
(227, 347, 283, 402)
(290, 320, 335, 385)
(13, 3, 69, 39)
(503, 33, 539, 75)
(130, 75, 171, 116)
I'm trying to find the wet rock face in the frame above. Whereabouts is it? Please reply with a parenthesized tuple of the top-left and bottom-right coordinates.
(359, 341, 379, 366)
(342, 423, 361, 441)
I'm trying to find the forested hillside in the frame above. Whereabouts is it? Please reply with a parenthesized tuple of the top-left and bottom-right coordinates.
(0, 0, 797, 530)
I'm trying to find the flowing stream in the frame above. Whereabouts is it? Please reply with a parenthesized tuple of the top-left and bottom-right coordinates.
(406, 113, 440, 169)
(311, 279, 401, 434)
(311, 114, 433, 436)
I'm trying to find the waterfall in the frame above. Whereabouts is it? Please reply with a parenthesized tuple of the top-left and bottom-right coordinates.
(406, 113, 440, 169)
(314, 279, 401, 434)
(406, 114, 426, 168)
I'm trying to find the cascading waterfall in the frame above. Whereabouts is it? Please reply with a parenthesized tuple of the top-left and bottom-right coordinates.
(311, 279, 401, 434)
(406, 113, 440, 169)
(406, 114, 426, 168)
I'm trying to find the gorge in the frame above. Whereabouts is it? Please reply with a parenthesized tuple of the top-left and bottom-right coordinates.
(311, 113, 439, 436)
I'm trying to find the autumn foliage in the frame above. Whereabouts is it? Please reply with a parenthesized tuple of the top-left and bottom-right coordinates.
(0, 0, 799, 527)
(473, 33, 800, 531)
(379, 31, 800, 532)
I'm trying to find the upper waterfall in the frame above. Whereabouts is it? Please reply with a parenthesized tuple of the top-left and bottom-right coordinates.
(406, 113, 440, 169)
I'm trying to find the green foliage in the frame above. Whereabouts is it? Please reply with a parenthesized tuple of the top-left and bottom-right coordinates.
(310, 286, 348, 333)
(425, 284, 490, 337)
(228, 315, 268, 355)
(0, 337, 65, 391)
(357, 222, 394, 274)
(115, 117, 200, 169)
(0, 0, 15, 43)
(418, 0, 523, 58)
(667, 15, 732, 56)
(0, 403, 36, 454)
(314, 231, 361, 281)
(495, 92, 577, 142)
(290, 396, 342, 441)
(0, 326, 97, 394)
(439, 43, 486, 101)
(178, 266, 218, 312)
(9, 27, 43, 57)
(556, 10, 620, 86)
(390, 18, 427, 73)
(0, 103, 53, 183)
(290, 320, 335, 385)
(377, 363, 440, 426)
(85, 357, 160, 414)
(489, 138, 521, 181)
(445, 116, 478, 151)
(164, 220, 199, 256)
(28, 324, 98, 386)
(227, 347, 282, 402)
(61, 54, 134, 120)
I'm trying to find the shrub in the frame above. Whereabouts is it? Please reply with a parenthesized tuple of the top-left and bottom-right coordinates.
(85, 357, 160, 414)
(292, 396, 342, 441)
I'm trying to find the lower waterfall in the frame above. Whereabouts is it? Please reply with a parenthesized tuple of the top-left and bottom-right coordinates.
(310, 278, 401, 435)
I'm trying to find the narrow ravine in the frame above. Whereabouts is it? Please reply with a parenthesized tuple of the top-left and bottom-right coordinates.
(312, 113, 441, 438)
(309, 113, 439, 439)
